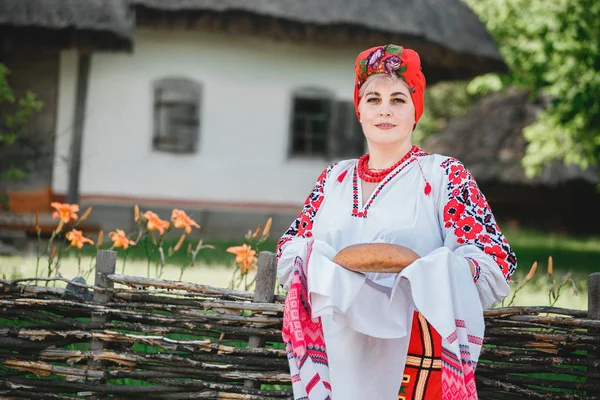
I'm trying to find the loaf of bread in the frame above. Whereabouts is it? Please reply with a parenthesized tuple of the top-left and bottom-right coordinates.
(333, 243, 420, 273)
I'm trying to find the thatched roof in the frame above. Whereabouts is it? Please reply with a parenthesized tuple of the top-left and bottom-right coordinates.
(422, 89, 598, 186)
(0, 0, 504, 79)
(0, 0, 134, 51)
(133, 0, 506, 82)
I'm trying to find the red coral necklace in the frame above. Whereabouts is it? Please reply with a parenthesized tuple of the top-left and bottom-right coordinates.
(357, 145, 418, 183)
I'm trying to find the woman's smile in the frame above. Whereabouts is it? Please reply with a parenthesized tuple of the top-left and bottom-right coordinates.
(357, 76, 416, 150)
(375, 123, 396, 130)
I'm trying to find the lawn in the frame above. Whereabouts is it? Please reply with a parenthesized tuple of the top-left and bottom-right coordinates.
(1, 227, 598, 310)
(503, 227, 600, 277)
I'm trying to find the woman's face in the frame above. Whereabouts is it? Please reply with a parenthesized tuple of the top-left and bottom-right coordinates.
(357, 76, 416, 149)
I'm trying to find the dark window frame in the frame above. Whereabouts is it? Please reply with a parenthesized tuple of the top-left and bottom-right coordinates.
(289, 87, 334, 158)
(152, 77, 201, 154)
(289, 87, 364, 159)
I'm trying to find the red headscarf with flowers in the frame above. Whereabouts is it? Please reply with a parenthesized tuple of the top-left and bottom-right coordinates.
(354, 44, 426, 124)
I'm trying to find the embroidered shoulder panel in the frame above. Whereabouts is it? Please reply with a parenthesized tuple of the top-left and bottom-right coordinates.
(276, 163, 337, 262)
(440, 158, 517, 281)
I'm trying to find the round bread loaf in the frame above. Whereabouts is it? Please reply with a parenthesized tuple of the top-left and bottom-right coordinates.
(333, 243, 420, 273)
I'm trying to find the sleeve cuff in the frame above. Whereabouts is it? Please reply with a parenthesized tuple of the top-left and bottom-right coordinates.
(466, 257, 481, 283)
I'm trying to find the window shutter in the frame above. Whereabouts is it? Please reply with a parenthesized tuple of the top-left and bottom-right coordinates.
(153, 78, 201, 154)
(330, 100, 365, 158)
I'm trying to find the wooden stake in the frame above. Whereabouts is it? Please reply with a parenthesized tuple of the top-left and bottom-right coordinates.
(587, 273, 600, 397)
(245, 251, 277, 388)
(88, 250, 116, 397)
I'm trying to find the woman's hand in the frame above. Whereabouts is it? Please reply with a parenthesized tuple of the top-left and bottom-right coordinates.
(333, 243, 420, 273)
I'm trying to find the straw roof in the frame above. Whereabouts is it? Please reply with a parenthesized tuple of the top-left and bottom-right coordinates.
(422, 89, 598, 186)
(0, 0, 505, 79)
(134, 0, 506, 81)
(0, 0, 134, 50)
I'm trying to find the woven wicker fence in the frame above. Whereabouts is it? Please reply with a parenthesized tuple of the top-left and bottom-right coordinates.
(1, 250, 599, 399)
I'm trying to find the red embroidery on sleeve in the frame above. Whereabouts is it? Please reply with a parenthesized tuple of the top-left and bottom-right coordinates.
(276, 164, 335, 262)
(441, 158, 517, 281)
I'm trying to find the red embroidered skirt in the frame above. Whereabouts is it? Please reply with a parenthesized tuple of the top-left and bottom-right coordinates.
(399, 312, 442, 400)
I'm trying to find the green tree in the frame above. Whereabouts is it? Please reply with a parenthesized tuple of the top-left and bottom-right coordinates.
(463, 0, 600, 177)
(413, 81, 484, 145)
(0, 63, 44, 209)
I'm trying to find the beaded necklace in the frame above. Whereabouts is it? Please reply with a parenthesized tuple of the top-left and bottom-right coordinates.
(357, 145, 418, 183)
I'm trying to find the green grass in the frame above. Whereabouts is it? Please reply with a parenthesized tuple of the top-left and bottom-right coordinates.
(90, 227, 597, 277)
(495, 227, 599, 309)
(503, 227, 600, 278)
(76, 236, 278, 267)
(24, 226, 600, 275)
(2, 227, 599, 309)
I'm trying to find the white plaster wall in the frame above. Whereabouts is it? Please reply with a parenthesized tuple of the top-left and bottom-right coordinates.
(53, 29, 364, 206)
(52, 51, 78, 195)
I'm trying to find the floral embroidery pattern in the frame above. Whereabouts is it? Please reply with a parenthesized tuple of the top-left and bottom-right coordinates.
(276, 163, 336, 261)
(441, 159, 517, 281)
(352, 147, 428, 218)
(466, 257, 482, 282)
(356, 44, 409, 89)
(282, 252, 332, 398)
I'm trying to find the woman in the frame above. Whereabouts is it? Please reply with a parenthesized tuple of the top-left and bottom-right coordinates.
(277, 45, 517, 400)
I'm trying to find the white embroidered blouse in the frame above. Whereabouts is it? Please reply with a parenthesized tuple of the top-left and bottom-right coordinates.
(276, 147, 517, 399)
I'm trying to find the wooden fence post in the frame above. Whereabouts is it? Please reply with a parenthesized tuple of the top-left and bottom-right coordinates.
(588, 273, 600, 398)
(87, 250, 117, 393)
(244, 251, 278, 389)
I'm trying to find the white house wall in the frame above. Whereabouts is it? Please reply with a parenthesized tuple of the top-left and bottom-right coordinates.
(53, 51, 78, 198)
(53, 28, 363, 211)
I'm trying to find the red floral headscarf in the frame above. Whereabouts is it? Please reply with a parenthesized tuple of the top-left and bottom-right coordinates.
(354, 44, 426, 124)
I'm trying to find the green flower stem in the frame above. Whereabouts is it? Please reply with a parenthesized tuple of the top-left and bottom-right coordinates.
(34, 228, 41, 278)
(122, 250, 128, 275)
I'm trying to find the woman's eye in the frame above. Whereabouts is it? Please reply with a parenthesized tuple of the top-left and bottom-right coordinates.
(366, 97, 380, 103)
(393, 98, 406, 104)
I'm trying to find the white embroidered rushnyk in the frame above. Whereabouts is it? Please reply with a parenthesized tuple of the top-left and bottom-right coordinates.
(309, 241, 484, 399)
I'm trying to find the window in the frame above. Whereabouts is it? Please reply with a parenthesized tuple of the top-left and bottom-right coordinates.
(290, 88, 364, 158)
(290, 88, 333, 157)
(153, 78, 201, 153)
(329, 100, 365, 158)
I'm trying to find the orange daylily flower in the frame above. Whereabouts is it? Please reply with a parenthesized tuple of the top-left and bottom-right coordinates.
(79, 207, 92, 223)
(109, 229, 136, 250)
(65, 229, 94, 249)
(173, 234, 186, 252)
(524, 261, 538, 283)
(226, 244, 258, 274)
(171, 209, 200, 234)
(143, 211, 170, 235)
(51, 202, 79, 224)
(97, 230, 104, 248)
(262, 217, 272, 239)
(251, 224, 262, 240)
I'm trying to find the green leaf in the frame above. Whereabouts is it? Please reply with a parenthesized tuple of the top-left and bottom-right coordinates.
(2, 168, 28, 181)
(467, 74, 504, 96)
(0, 132, 18, 145)
(358, 59, 368, 74)
(0, 192, 9, 212)
(385, 45, 402, 54)
(461, 0, 600, 178)
(0, 62, 43, 185)
(399, 384, 407, 395)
